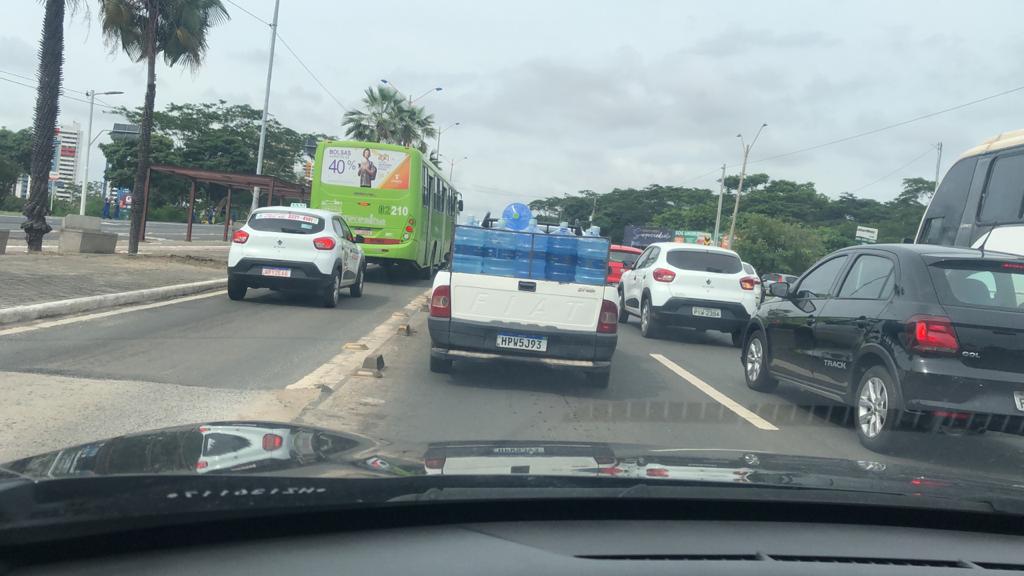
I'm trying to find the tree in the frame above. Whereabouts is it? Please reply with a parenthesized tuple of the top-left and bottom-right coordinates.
(22, 0, 77, 251)
(733, 214, 826, 276)
(0, 127, 32, 206)
(100, 0, 230, 254)
(894, 177, 935, 206)
(342, 86, 437, 149)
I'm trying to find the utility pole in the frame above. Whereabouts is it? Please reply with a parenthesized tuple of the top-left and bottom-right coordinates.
(252, 0, 281, 212)
(78, 90, 123, 215)
(727, 123, 767, 248)
(712, 163, 726, 246)
(933, 142, 943, 195)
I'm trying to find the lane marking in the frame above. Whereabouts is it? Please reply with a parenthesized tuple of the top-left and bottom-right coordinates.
(0, 290, 225, 337)
(650, 353, 779, 431)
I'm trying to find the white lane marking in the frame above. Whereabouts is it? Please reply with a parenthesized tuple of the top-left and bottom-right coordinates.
(650, 353, 779, 431)
(0, 291, 225, 337)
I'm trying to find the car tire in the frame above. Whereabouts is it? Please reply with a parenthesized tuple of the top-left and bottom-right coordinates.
(350, 265, 365, 297)
(731, 329, 743, 348)
(430, 355, 452, 374)
(743, 331, 777, 392)
(640, 296, 663, 339)
(322, 271, 340, 308)
(585, 369, 611, 389)
(227, 278, 247, 301)
(855, 366, 904, 453)
(618, 291, 629, 323)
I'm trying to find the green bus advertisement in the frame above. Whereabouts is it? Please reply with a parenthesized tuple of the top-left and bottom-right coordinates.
(310, 140, 462, 276)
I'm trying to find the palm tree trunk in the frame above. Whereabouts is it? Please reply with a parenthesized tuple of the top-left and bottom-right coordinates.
(128, 2, 158, 255)
(21, 0, 65, 252)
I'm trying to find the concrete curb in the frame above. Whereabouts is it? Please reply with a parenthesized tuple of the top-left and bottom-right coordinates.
(0, 278, 226, 325)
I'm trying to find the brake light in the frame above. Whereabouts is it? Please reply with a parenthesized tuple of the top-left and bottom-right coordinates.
(231, 230, 249, 244)
(597, 299, 618, 334)
(262, 433, 283, 450)
(646, 468, 670, 478)
(1002, 262, 1024, 271)
(364, 237, 401, 245)
(652, 268, 676, 282)
(196, 460, 208, 470)
(908, 315, 959, 354)
(424, 457, 446, 470)
(405, 225, 414, 233)
(313, 236, 336, 250)
(740, 276, 758, 290)
(430, 285, 451, 318)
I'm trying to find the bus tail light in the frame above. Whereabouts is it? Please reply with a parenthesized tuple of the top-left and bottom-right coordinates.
(405, 225, 414, 233)
(364, 238, 401, 245)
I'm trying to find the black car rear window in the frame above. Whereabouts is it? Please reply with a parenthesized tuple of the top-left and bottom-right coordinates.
(249, 211, 325, 234)
(666, 250, 742, 273)
(928, 260, 1024, 311)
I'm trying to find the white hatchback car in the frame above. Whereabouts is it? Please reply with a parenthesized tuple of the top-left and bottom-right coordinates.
(618, 243, 759, 346)
(227, 207, 366, 307)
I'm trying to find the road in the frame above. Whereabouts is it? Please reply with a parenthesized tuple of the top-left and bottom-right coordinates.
(2, 269, 1023, 482)
(0, 215, 231, 241)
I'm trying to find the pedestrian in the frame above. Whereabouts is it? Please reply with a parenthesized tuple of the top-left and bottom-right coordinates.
(113, 200, 121, 220)
(102, 198, 111, 219)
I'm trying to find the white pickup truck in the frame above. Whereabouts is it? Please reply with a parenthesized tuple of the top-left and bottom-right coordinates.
(427, 267, 620, 388)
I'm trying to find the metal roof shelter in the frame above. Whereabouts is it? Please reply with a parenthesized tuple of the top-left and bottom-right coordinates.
(140, 164, 309, 242)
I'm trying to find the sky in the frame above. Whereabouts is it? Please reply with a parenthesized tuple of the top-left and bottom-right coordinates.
(2, 0, 1023, 218)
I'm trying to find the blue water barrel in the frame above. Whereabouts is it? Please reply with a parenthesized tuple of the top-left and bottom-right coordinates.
(481, 228, 517, 277)
(575, 236, 609, 285)
(512, 232, 534, 279)
(529, 232, 548, 279)
(546, 233, 578, 282)
(452, 225, 485, 274)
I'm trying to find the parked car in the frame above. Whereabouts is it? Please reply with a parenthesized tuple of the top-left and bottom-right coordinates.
(227, 207, 366, 307)
(618, 243, 760, 346)
(740, 244, 1024, 452)
(761, 272, 798, 286)
(607, 244, 643, 284)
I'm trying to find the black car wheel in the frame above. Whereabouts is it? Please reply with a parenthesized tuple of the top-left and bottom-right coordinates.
(640, 296, 663, 339)
(743, 331, 777, 392)
(227, 277, 247, 301)
(855, 366, 903, 453)
(731, 329, 743, 348)
(430, 355, 452, 374)
(350, 265, 365, 297)
(618, 291, 629, 323)
(322, 272, 340, 308)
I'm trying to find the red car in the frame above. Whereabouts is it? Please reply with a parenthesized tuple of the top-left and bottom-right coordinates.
(606, 244, 643, 284)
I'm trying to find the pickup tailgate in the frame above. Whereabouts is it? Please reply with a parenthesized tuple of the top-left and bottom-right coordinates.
(450, 272, 604, 331)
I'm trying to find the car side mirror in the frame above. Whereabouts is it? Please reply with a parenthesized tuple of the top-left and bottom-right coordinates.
(354, 234, 365, 243)
(769, 281, 790, 298)
(458, 200, 464, 212)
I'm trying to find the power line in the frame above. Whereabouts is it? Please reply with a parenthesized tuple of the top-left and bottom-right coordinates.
(0, 75, 119, 110)
(847, 146, 936, 194)
(0, 68, 90, 95)
(275, 34, 349, 112)
(223, 0, 270, 26)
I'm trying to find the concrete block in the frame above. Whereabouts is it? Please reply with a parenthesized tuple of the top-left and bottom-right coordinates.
(59, 229, 118, 254)
(0, 230, 8, 255)
(63, 214, 103, 232)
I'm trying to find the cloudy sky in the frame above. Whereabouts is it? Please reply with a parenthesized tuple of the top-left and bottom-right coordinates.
(2, 0, 1022, 217)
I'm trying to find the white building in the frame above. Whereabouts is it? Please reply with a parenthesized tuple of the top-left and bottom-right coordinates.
(51, 122, 81, 201)
(13, 173, 30, 199)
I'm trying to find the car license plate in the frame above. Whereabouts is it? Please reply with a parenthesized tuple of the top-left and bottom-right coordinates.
(692, 306, 722, 318)
(496, 333, 548, 352)
(261, 267, 291, 278)
(1014, 391, 1024, 412)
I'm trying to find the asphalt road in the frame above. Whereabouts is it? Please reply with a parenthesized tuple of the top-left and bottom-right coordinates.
(0, 215, 230, 241)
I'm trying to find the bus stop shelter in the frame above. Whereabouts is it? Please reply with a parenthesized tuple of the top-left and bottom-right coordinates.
(140, 164, 309, 242)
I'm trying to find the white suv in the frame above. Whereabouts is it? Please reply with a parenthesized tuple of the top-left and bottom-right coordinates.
(618, 243, 759, 346)
(227, 207, 366, 308)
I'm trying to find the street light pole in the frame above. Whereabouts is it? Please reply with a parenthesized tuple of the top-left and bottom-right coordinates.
(436, 121, 460, 160)
(713, 163, 726, 245)
(79, 90, 123, 215)
(727, 123, 767, 248)
(380, 79, 442, 105)
(252, 0, 281, 212)
(448, 155, 467, 183)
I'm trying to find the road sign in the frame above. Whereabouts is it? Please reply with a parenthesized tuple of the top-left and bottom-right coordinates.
(855, 225, 878, 244)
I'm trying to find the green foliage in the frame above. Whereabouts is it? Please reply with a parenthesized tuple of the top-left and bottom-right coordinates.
(100, 0, 230, 70)
(0, 127, 32, 206)
(733, 214, 826, 275)
(342, 86, 437, 150)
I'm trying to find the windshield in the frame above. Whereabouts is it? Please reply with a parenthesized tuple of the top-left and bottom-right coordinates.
(5, 0, 1024, 534)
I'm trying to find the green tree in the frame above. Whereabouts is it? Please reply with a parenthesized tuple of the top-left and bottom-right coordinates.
(342, 86, 437, 149)
(0, 127, 32, 207)
(100, 0, 230, 254)
(22, 0, 79, 251)
(895, 177, 935, 205)
(733, 214, 826, 276)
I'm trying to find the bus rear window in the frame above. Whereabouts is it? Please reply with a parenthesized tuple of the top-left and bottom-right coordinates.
(249, 212, 325, 234)
(928, 260, 1024, 310)
(666, 250, 742, 274)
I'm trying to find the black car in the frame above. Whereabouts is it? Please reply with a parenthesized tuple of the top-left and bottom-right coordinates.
(739, 244, 1024, 452)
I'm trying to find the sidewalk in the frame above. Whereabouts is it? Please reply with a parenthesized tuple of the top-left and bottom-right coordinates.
(1, 252, 224, 310)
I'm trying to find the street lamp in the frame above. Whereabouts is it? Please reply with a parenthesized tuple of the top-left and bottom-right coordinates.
(435, 121, 460, 160)
(445, 155, 468, 183)
(79, 90, 124, 215)
(380, 79, 443, 104)
(726, 123, 767, 248)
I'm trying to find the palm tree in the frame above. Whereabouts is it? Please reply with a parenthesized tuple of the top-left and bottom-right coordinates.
(342, 86, 437, 150)
(99, 0, 229, 254)
(22, 0, 79, 252)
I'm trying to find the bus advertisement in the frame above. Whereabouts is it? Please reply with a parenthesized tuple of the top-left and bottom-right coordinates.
(310, 140, 462, 276)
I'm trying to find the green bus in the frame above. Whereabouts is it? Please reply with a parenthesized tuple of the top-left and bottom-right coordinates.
(310, 140, 462, 276)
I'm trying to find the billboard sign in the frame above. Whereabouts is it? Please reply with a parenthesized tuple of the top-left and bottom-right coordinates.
(855, 225, 879, 244)
(623, 225, 674, 247)
(320, 146, 410, 191)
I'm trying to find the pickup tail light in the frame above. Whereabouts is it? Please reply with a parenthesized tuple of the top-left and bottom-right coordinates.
(908, 315, 959, 354)
(430, 285, 451, 318)
(424, 457, 446, 470)
(652, 268, 676, 283)
(597, 299, 618, 333)
(740, 276, 758, 290)
(262, 433, 283, 450)
(313, 236, 336, 250)
(231, 230, 249, 244)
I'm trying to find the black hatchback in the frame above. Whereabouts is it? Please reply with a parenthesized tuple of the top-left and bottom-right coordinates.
(739, 244, 1024, 452)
